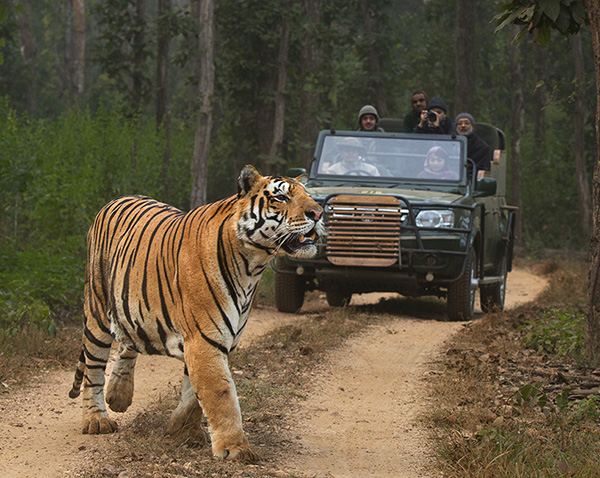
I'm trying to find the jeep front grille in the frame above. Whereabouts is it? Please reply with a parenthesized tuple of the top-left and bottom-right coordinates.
(325, 194, 402, 267)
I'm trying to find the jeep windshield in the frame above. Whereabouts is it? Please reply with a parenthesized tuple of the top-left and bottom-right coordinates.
(312, 132, 466, 184)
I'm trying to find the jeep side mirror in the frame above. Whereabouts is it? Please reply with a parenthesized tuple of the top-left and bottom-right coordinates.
(287, 167, 307, 178)
(474, 177, 497, 197)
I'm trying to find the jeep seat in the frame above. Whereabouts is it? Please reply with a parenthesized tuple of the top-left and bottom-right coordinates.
(474, 122, 505, 151)
(378, 118, 404, 133)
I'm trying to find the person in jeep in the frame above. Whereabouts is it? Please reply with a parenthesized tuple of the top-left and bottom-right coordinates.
(414, 96, 456, 135)
(418, 146, 457, 179)
(357, 105, 384, 132)
(326, 137, 380, 175)
(455, 112, 491, 179)
(403, 90, 428, 133)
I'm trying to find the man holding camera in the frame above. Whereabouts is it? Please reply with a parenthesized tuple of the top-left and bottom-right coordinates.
(414, 96, 456, 135)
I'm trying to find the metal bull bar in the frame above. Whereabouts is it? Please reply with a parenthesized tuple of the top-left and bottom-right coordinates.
(321, 192, 477, 282)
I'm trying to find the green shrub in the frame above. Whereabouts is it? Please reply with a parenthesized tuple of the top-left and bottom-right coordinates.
(0, 101, 194, 334)
(521, 309, 586, 361)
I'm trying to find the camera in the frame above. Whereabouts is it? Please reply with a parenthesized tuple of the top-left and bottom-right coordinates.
(427, 110, 438, 123)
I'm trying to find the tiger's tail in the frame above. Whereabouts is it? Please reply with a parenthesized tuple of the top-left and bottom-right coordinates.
(69, 349, 86, 399)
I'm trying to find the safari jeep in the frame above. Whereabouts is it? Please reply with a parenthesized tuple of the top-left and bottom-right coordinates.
(273, 122, 517, 321)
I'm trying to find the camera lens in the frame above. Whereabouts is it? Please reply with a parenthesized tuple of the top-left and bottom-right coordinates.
(427, 110, 437, 122)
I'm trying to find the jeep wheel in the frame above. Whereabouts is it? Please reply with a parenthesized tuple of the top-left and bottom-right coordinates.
(447, 247, 477, 321)
(275, 272, 305, 313)
(480, 254, 508, 313)
(326, 289, 352, 307)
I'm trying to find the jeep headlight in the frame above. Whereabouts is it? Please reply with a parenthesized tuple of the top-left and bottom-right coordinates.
(415, 210, 455, 228)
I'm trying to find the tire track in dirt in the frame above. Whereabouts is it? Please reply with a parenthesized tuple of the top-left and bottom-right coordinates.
(282, 268, 548, 478)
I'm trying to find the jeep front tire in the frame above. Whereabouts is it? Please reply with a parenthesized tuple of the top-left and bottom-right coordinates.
(447, 247, 477, 321)
(275, 272, 305, 313)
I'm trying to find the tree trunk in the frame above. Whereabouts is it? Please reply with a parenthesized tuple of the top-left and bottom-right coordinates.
(15, 0, 37, 115)
(533, 43, 547, 156)
(508, 26, 524, 246)
(157, 0, 171, 196)
(65, 0, 73, 97)
(188, 0, 200, 115)
(298, 0, 322, 171)
(132, 0, 146, 113)
(72, 0, 85, 97)
(267, 1, 292, 175)
(572, 33, 592, 239)
(189, 0, 215, 209)
(583, 0, 600, 367)
(359, 0, 387, 117)
(454, 0, 475, 115)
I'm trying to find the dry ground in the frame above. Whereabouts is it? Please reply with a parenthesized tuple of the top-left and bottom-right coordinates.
(0, 267, 547, 478)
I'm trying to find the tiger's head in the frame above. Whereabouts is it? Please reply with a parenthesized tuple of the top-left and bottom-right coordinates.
(237, 165, 324, 259)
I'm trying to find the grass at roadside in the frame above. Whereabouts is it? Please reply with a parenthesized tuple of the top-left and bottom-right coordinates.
(427, 257, 600, 477)
(0, 323, 81, 387)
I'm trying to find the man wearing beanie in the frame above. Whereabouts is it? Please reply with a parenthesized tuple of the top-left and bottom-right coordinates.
(456, 112, 491, 179)
(414, 96, 456, 135)
(357, 105, 385, 132)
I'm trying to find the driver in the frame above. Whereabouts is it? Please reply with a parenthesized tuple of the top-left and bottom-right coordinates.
(326, 137, 379, 176)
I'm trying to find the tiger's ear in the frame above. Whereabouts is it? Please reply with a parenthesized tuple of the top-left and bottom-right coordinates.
(238, 165, 261, 196)
(295, 173, 308, 185)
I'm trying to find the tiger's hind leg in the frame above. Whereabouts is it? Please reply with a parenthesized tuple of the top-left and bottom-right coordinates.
(79, 320, 118, 434)
(166, 367, 209, 445)
(106, 344, 138, 413)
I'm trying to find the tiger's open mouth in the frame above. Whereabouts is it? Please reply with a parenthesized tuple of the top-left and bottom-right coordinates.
(282, 226, 319, 254)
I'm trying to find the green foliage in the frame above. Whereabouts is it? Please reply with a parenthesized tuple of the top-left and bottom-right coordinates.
(92, 0, 152, 113)
(572, 395, 600, 422)
(521, 308, 586, 360)
(495, 0, 587, 47)
(0, 100, 194, 333)
(0, 289, 54, 336)
(512, 381, 549, 411)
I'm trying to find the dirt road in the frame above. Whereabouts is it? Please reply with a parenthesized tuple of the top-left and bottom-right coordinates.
(0, 268, 547, 478)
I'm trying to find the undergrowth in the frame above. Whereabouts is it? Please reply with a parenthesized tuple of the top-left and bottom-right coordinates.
(428, 257, 600, 477)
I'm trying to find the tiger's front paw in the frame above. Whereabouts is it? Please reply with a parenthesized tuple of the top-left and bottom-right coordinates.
(82, 417, 118, 434)
(213, 442, 259, 463)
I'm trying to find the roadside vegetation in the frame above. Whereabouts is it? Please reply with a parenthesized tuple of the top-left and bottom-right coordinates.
(428, 256, 600, 477)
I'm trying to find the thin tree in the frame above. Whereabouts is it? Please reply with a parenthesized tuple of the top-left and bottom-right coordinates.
(532, 44, 547, 156)
(359, 0, 387, 117)
(157, 0, 171, 196)
(509, 25, 524, 246)
(73, 0, 85, 97)
(267, 0, 292, 174)
(189, 0, 215, 208)
(132, 0, 146, 113)
(572, 33, 592, 239)
(15, 0, 37, 115)
(298, 0, 322, 170)
(454, 0, 476, 114)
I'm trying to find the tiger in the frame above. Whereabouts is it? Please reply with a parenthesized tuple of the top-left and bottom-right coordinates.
(68, 165, 324, 462)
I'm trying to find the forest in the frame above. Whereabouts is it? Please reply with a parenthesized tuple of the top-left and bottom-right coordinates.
(0, 0, 596, 336)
